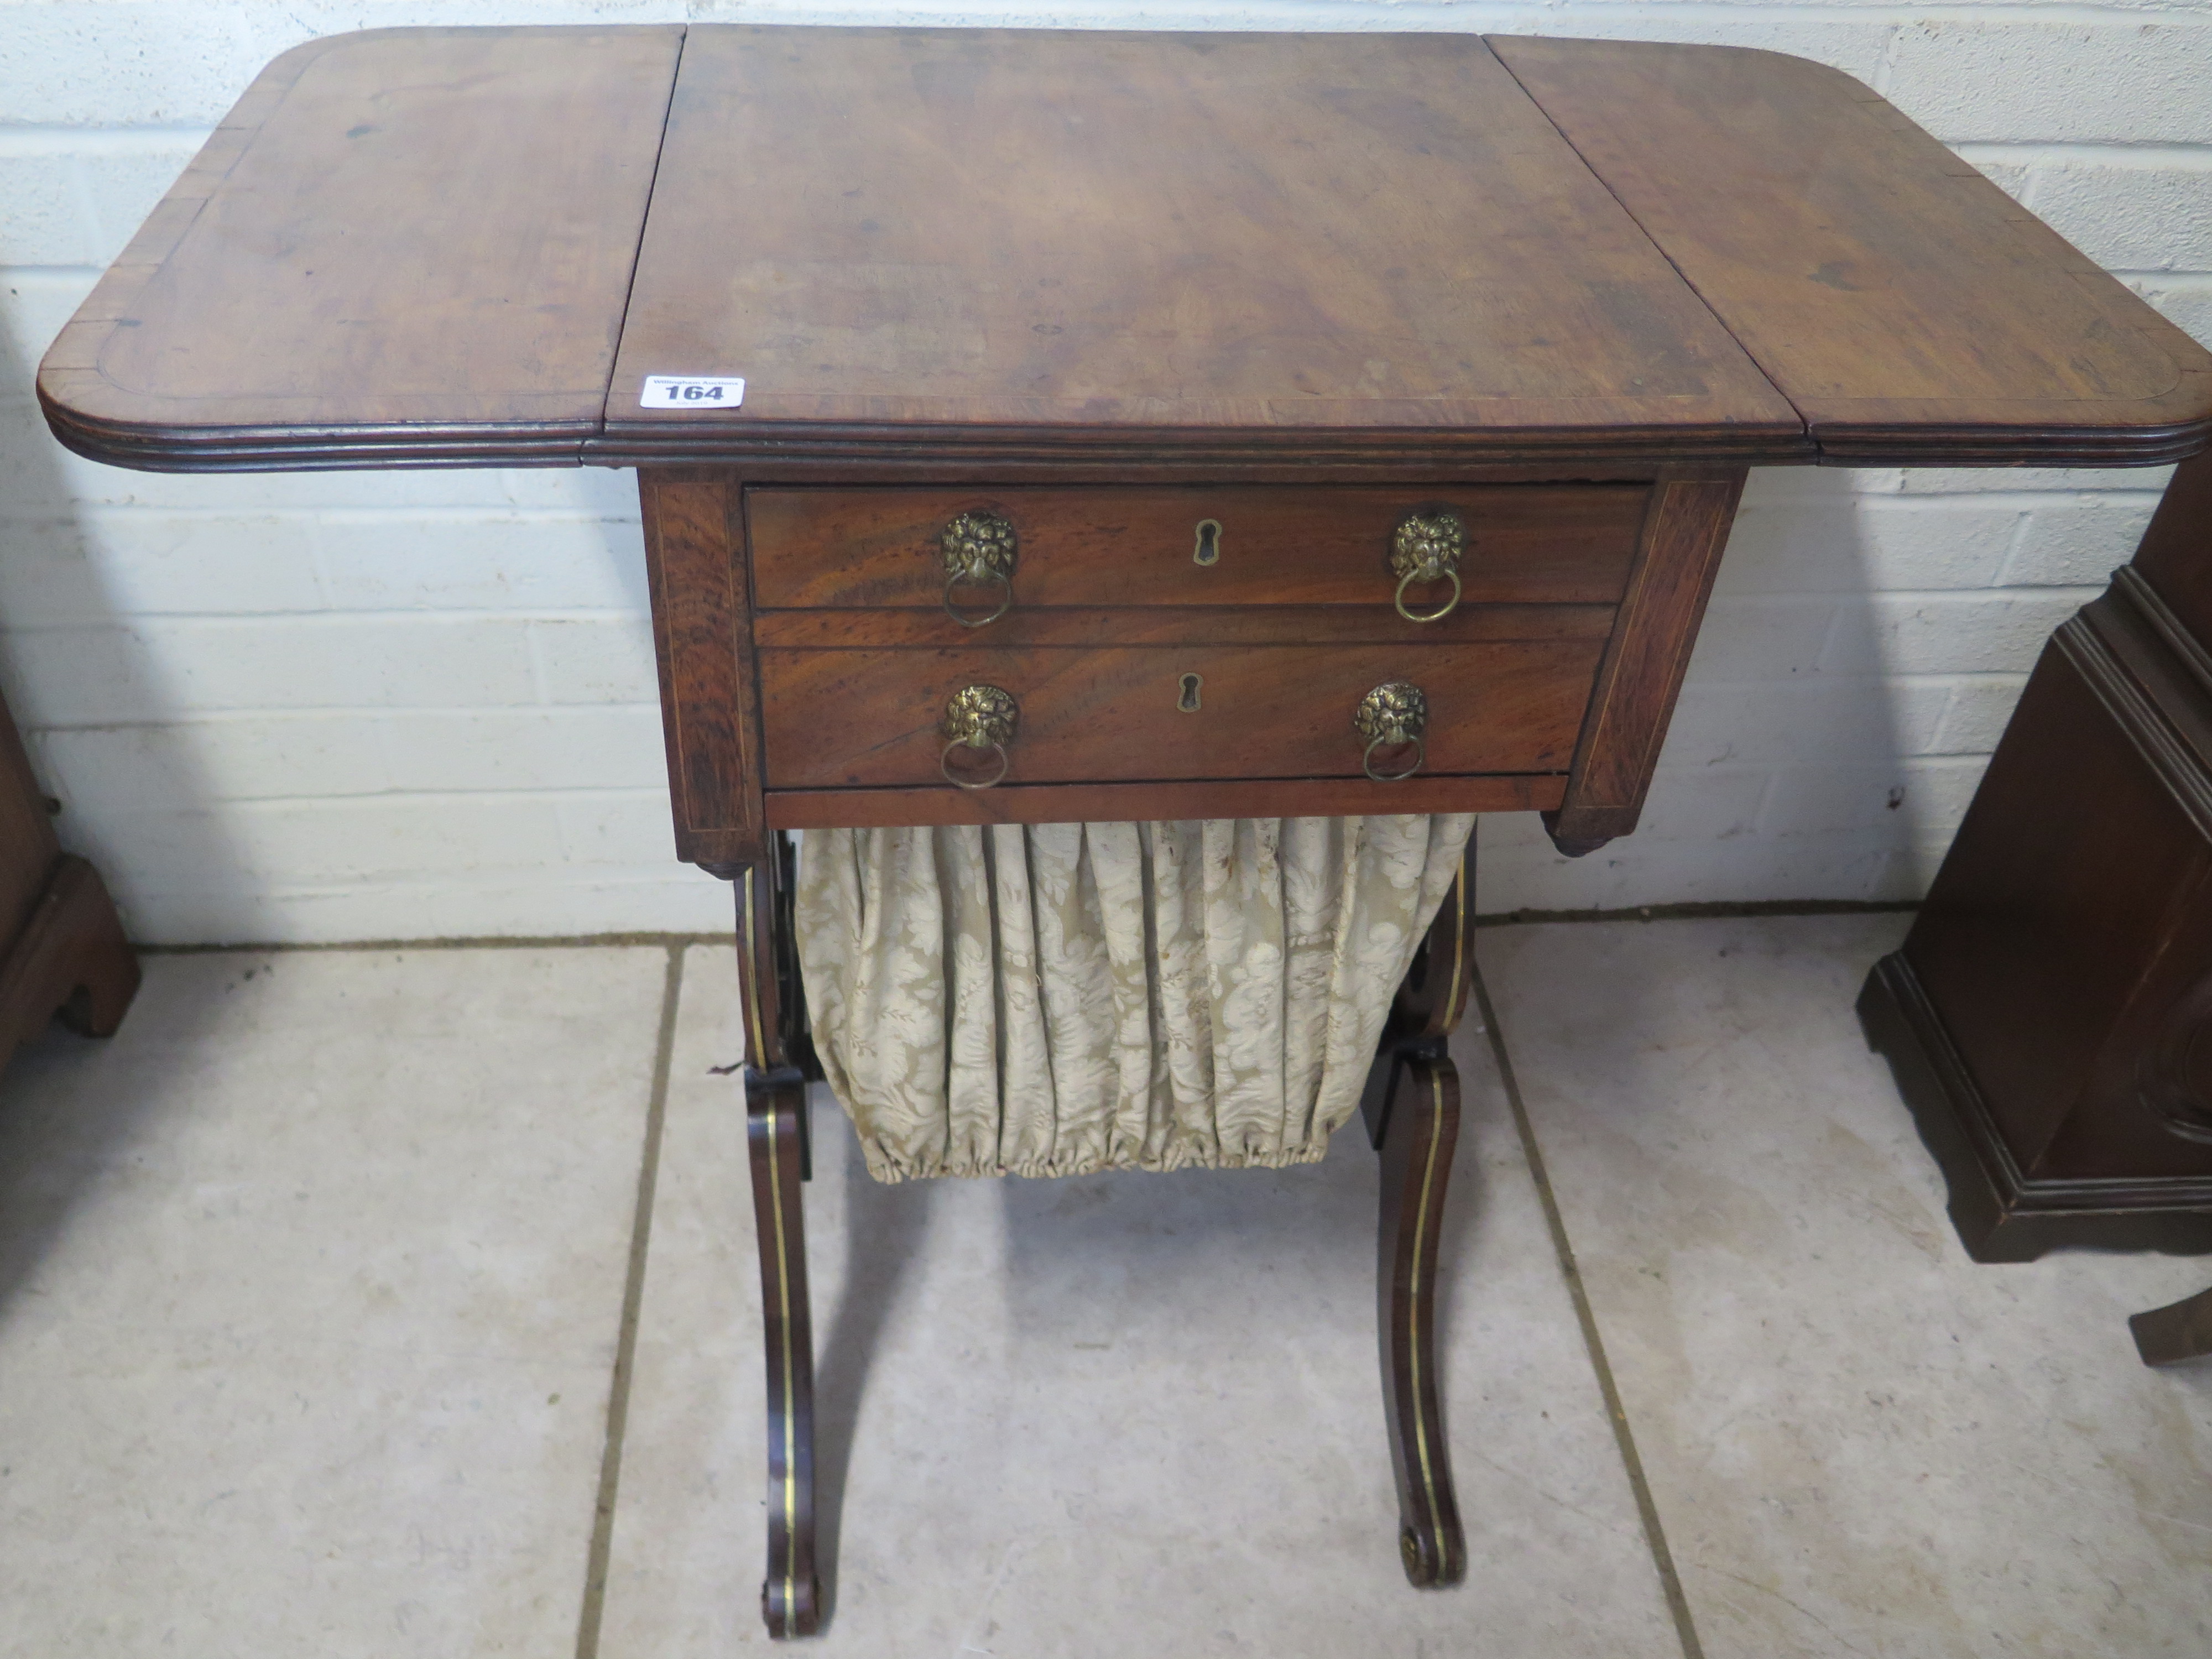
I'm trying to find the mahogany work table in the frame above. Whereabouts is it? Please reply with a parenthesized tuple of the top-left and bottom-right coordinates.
(39, 23, 2212, 1635)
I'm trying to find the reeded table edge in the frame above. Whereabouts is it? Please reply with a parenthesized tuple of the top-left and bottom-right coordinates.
(1808, 420, 2212, 469)
(44, 387, 2212, 472)
(40, 395, 1819, 472)
(36, 394, 601, 472)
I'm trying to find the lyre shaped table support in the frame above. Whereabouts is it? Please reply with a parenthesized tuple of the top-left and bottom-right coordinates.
(714, 838, 1479, 1632)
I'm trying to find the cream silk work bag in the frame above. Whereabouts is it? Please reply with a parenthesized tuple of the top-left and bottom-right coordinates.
(794, 815, 1474, 1182)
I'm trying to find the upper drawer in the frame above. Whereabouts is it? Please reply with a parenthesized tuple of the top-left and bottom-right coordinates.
(745, 485, 1647, 611)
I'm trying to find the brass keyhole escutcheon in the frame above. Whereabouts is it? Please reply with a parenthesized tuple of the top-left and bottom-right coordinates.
(1390, 510, 1467, 623)
(1355, 680, 1428, 781)
(1192, 519, 1223, 566)
(939, 509, 1018, 627)
(1177, 672, 1204, 713)
(940, 684, 1018, 789)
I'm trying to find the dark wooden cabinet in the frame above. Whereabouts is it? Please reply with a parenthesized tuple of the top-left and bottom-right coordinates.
(0, 685, 138, 1071)
(1864, 453, 2212, 1262)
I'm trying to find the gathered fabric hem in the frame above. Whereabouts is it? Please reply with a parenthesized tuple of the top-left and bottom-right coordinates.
(859, 1137, 1338, 1185)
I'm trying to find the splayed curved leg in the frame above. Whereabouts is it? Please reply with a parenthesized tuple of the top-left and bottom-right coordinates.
(1363, 849, 1472, 1588)
(1371, 1049, 1467, 1587)
(747, 1062, 821, 1636)
(721, 849, 823, 1637)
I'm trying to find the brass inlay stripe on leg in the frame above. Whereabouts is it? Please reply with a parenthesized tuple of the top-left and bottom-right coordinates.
(766, 1096, 799, 1637)
(740, 877, 770, 1069)
(1442, 855, 1468, 1029)
(1408, 1069, 1446, 1567)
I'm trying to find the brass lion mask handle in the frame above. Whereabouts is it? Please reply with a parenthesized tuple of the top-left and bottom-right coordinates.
(1356, 680, 1428, 782)
(940, 509, 1018, 627)
(1390, 510, 1465, 624)
(940, 684, 1019, 789)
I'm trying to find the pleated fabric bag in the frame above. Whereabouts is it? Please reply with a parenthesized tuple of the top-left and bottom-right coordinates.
(794, 815, 1473, 1182)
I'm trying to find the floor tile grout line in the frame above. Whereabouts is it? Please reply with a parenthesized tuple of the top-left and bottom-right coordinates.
(140, 932, 733, 954)
(1472, 963, 1707, 1659)
(125, 899, 1916, 958)
(573, 941, 688, 1659)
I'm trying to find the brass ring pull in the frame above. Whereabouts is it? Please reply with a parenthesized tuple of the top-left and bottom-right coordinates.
(1394, 565, 1463, 625)
(940, 509, 1018, 628)
(940, 738, 1010, 790)
(1364, 734, 1427, 783)
(1355, 680, 1428, 783)
(940, 684, 1018, 790)
(941, 569, 1013, 628)
(1390, 510, 1467, 624)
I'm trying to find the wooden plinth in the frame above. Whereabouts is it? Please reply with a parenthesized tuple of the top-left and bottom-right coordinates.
(0, 674, 138, 1073)
(1861, 454, 2212, 1262)
(1860, 953, 2212, 1262)
(0, 852, 140, 1062)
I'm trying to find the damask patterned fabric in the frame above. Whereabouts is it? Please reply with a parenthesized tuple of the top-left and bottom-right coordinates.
(795, 816, 1473, 1182)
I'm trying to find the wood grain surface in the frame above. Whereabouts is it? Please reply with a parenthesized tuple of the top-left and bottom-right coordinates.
(39, 26, 682, 469)
(640, 474, 765, 868)
(745, 485, 1646, 609)
(603, 27, 1802, 466)
(1493, 36, 2212, 466)
(758, 641, 1600, 787)
(1545, 467, 1747, 851)
(39, 24, 2212, 471)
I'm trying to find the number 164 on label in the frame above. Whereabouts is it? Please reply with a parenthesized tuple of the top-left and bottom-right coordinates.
(640, 375, 746, 409)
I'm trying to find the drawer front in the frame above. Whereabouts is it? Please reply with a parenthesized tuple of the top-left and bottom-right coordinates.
(758, 643, 1600, 789)
(747, 485, 1646, 611)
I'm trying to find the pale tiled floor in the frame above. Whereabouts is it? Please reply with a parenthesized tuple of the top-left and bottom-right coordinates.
(2, 917, 2209, 1657)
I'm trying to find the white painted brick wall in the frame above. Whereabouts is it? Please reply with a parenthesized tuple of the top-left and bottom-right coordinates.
(2, 1, 2209, 941)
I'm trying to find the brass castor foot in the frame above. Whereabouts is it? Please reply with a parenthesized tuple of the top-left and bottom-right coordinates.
(761, 1572, 821, 1639)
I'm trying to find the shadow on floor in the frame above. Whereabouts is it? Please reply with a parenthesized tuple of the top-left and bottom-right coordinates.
(0, 956, 244, 1319)
(808, 1096, 935, 1629)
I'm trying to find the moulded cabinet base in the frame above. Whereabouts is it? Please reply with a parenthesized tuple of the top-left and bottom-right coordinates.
(1859, 952, 2212, 1264)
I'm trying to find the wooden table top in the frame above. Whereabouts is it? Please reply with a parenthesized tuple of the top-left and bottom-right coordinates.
(37, 24, 2212, 476)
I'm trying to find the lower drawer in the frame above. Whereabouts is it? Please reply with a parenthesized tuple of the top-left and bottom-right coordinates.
(758, 643, 1600, 788)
